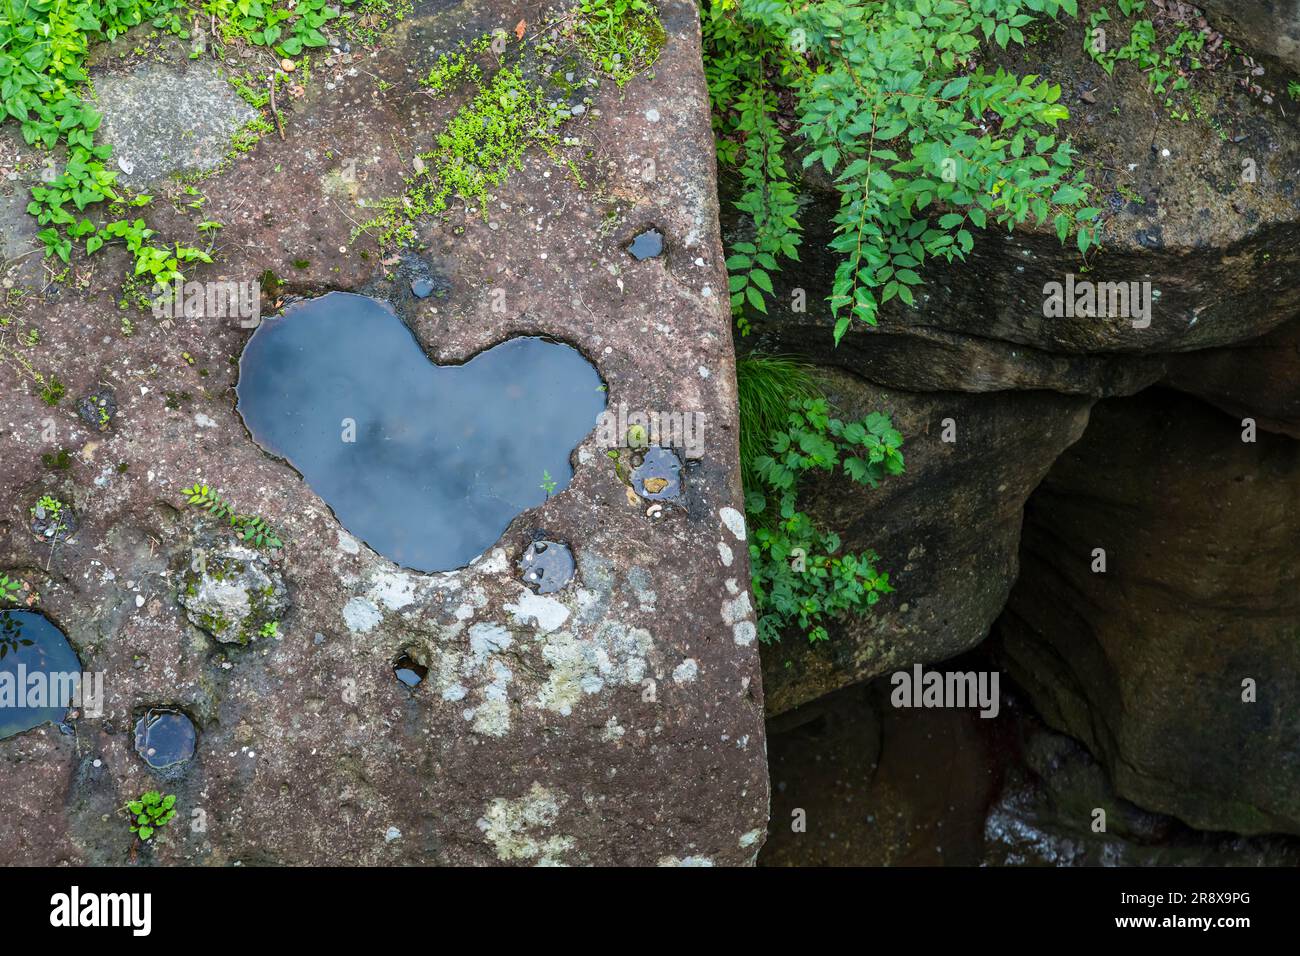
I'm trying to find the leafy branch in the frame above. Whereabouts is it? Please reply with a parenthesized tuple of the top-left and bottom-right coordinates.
(182, 482, 283, 549)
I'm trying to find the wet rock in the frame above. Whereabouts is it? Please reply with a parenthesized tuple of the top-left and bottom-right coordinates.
(630, 446, 682, 501)
(997, 388, 1300, 835)
(75, 390, 117, 432)
(178, 546, 289, 646)
(518, 538, 575, 594)
(133, 708, 197, 776)
(627, 226, 664, 260)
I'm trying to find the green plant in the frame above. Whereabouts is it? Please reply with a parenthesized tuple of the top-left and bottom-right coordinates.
(124, 790, 176, 840)
(705, 0, 1098, 341)
(1289, 80, 1300, 102)
(182, 482, 283, 548)
(360, 57, 576, 246)
(573, 0, 666, 86)
(540, 470, 558, 496)
(746, 397, 904, 643)
(31, 494, 68, 534)
(1, 0, 214, 282)
(0, 574, 26, 604)
(735, 353, 819, 485)
(258, 620, 279, 638)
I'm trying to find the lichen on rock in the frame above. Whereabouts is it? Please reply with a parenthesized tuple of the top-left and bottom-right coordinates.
(178, 546, 289, 645)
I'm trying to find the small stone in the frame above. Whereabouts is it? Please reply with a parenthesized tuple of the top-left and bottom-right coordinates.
(385, 826, 402, 843)
(281, 58, 296, 72)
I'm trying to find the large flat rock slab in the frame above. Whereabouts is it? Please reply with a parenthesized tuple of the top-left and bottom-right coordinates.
(0, 0, 768, 866)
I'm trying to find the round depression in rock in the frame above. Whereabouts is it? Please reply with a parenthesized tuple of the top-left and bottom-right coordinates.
(134, 709, 198, 771)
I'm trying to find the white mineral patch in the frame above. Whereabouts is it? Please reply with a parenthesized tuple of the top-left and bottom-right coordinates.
(342, 596, 382, 633)
(719, 506, 746, 541)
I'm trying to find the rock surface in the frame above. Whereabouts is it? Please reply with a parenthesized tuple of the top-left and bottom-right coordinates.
(997, 388, 1300, 835)
(0, 0, 768, 866)
(760, 366, 1090, 715)
(741, 0, 1300, 715)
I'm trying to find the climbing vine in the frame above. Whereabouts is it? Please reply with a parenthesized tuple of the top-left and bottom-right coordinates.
(703, 0, 1100, 341)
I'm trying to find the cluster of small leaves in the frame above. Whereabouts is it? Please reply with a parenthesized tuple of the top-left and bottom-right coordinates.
(0, 575, 25, 604)
(1086, 2, 1209, 121)
(421, 35, 490, 94)
(182, 483, 283, 548)
(1, 0, 217, 280)
(126, 791, 176, 840)
(200, 0, 411, 57)
(704, 0, 1100, 341)
(572, 0, 666, 86)
(359, 51, 571, 247)
(747, 397, 904, 643)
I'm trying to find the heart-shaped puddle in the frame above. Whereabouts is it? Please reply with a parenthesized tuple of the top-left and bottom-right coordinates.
(236, 292, 606, 572)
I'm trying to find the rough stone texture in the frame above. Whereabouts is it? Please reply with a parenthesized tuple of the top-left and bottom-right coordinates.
(760, 366, 1090, 715)
(997, 388, 1300, 835)
(0, 0, 768, 866)
(740, 0, 1300, 398)
(178, 545, 289, 645)
(1165, 313, 1300, 438)
(1198, 0, 1300, 74)
(89, 56, 259, 189)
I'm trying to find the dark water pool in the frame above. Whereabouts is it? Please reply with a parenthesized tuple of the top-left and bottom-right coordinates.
(0, 611, 81, 740)
(236, 292, 606, 572)
(134, 709, 197, 771)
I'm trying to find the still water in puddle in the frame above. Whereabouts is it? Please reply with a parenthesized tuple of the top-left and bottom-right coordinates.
(0, 611, 81, 740)
(236, 292, 606, 572)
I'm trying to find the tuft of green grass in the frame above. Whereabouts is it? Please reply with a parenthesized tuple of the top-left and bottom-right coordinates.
(735, 353, 819, 487)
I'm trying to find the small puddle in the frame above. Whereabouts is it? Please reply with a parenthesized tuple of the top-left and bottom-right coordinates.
(236, 292, 606, 572)
(519, 538, 575, 594)
(627, 227, 664, 260)
(0, 611, 81, 740)
(393, 653, 428, 688)
(134, 708, 197, 772)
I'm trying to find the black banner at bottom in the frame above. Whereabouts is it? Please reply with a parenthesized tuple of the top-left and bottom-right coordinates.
(1, 864, 1289, 940)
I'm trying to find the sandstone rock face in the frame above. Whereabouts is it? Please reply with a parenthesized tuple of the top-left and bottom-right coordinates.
(998, 389, 1300, 835)
(761, 366, 1090, 715)
(763, 665, 1300, 866)
(742, 0, 1300, 715)
(0, 0, 768, 866)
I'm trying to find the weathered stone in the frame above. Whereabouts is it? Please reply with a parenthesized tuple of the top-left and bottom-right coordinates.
(997, 388, 1300, 835)
(760, 365, 1090, 715)
(178, 546, 289, 645)
(1198, 0, 1300, 73)
(89, 56, 258, 189)
(0, 0, 767, 866)
(1165, 314, 1300, 438)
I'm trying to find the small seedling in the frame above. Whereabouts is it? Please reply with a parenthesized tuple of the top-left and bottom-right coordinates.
(540, 470, 557, 496)
(125, 791, 177, 841)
